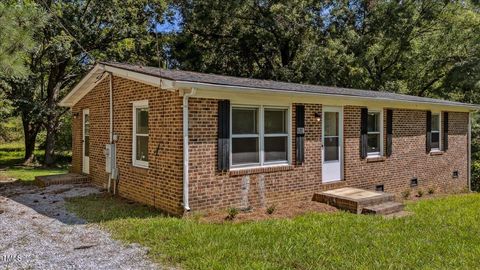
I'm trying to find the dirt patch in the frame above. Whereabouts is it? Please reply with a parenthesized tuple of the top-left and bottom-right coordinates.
(197, 200, 338, 224)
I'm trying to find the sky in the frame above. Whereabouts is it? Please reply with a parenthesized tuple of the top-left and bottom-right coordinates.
(156, 8, 182, 33)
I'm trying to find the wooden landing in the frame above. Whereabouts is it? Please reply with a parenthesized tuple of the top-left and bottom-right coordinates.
(35, 173, 90, 187)
(313, 187, 404, 215)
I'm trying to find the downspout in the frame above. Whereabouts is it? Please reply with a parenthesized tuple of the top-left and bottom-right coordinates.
(108, 72, 114, 193)
(468, 112, 472, 192)
(182, 88, 196, 212)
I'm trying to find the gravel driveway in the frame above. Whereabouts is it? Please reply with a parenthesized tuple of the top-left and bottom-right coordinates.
(0, 182, 162, 270)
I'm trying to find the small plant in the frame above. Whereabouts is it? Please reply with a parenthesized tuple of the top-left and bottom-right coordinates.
(428, 188, 435, 195)
(266, 205, 276, 215)
(226, 207, 239, 220)
(417, 190, 424, 197)
(402, 190, 410, 199)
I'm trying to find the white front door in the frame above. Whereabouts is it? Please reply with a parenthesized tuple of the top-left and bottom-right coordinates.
(82, 109, 90, 174)
(322, 106, 343, 183)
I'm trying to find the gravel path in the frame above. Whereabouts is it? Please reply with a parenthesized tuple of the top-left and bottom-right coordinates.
(0, 183, 162, 270)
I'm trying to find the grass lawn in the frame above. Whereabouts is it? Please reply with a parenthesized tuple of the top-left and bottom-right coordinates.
(67, 193, 480, 269)
(0, 142, 69, 181)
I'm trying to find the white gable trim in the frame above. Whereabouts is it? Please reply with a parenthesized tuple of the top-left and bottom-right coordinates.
(59, 63, 175, 107)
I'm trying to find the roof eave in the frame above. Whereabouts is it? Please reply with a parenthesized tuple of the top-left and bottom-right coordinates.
(59, 64, 106, 107)
(174, 80, 480, 111)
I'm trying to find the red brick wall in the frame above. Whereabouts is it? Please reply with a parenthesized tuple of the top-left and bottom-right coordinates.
(72, 80, 469, 214)
(72, 76, 184, 215)
(187, 99, 469, 212)
(188, 99, 346, 211)
(344, 107, 468, 194)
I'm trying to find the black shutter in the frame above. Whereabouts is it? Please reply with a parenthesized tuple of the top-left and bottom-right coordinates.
(360, 108, 368, 159)
(443, 111, 449, 151)
(426, 111, 432, 153)
(218, 100, 230, 171)
(386, 109, 393, 157)
(295, 105, 305, 165)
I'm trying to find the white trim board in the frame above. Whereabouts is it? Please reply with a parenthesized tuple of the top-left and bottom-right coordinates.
(60, 63, 480, 112)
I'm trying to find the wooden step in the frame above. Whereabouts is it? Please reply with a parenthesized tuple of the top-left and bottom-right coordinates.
(362, 202, 404, 215)
(313, 187, 396, 214)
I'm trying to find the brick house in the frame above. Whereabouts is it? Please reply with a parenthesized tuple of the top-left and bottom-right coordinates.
(60, 62, 479, 216)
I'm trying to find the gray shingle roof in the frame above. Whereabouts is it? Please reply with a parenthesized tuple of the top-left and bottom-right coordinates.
(102, 62, 479, 109)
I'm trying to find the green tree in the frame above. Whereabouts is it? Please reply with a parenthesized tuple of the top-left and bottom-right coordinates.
(2, 0, 170, 165)
(0, 1, 45, 78)
(172, 0, 480, 188)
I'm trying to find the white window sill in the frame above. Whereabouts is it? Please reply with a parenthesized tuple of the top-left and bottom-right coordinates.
(230, 163, 289, 171)
(132, 162, 149, 169)
(430, 150, 444, 156)
(366, 155, 386, 163)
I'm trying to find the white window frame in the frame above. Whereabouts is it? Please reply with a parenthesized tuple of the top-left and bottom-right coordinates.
(230, 104, 291, 169)
(132, 100, 149, 168)
(367, 108, 384, 157)
(431, 112, 441, 152)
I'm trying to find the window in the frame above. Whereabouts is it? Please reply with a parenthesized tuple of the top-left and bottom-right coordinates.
(367, 110, 383, 156)
(231, 106, 289, 167)
(133, 100, 149, 168)
(431, 113, 440, 151)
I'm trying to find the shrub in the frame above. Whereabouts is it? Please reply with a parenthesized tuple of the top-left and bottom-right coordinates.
(428, 188, 435, 195)
(226, 207, 238, 220)
(417, 190, 424, 197)
(402, 190, 410, 199)
(266, 205, 276, 215)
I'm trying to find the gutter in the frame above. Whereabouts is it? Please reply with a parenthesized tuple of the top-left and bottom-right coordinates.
(173, 81, 480, 111)
(182, 88, 196, 212)
(108, 72, 114, 194)
(468, 112, 473, 192)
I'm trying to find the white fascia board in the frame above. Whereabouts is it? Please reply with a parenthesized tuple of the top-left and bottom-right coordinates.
(59, 64, 105, 107)
(60, 64, 177, 107)
(103, 65, 175, 90)
(174, 80, 480, 112)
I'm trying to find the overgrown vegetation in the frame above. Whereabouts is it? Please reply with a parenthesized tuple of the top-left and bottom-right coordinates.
(67, 193, 480, 269)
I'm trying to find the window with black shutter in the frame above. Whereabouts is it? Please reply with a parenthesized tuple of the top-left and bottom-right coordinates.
(386, 109, 393, 157)
(296, 105, 305, 165)
(217, 100, 230, 171)
(443, 112, 449, 151)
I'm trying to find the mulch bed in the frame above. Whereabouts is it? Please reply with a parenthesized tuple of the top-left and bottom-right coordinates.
(196, 200, 338, 224)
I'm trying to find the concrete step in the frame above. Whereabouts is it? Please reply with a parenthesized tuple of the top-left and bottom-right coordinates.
(362, 201, 404, 215)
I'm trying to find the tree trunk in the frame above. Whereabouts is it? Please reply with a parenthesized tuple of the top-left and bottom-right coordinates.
(43, 118, 57, 166)
(22, 118, 39, 164)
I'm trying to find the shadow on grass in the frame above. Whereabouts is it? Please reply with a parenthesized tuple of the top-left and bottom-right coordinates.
(66, 193, 166, 223)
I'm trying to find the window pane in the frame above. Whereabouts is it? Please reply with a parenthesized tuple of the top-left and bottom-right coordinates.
(232, 108, 258, 134)
(136, 108, 149, 134)
(324, 112, 338, 137)
(84, 114, 90, 136)
(265, 136, 287, 162)
(431, 114, 440, 132)
(367, 134, 380, 153)
(265, 109, 287, 134)
(84, 136, 90, 157)
(136, 136, 148, 162)
(368, 112, 380, 132)
(232, 138, 259, 165)
(431, 132, 440, 149)
(324, 137, 339, 161)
